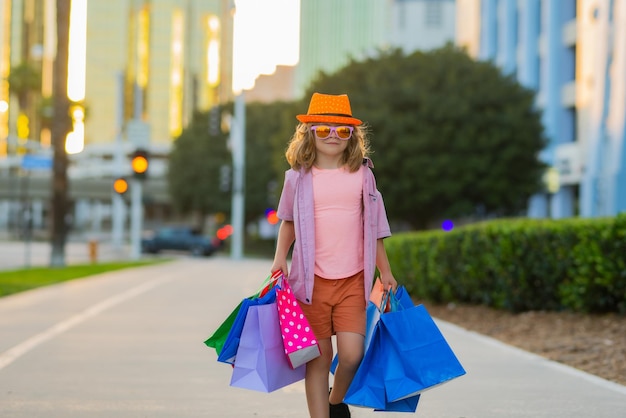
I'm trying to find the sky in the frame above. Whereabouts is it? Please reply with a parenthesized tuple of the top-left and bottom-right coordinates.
(232, 0, 300, 93)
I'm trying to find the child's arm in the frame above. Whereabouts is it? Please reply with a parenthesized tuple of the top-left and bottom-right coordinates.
(271, 220, 295, 277)
(376, 238, 398, 292)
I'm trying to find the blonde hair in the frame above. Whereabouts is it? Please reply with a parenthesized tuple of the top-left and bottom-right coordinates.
(285, 123, 371, 172)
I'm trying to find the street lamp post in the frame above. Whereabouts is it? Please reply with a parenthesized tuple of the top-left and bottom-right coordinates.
(130, 177, 143, 259)
(128, 148, 148, 260)
(230, 92, 245, 260)
(111, 72, 126, 249)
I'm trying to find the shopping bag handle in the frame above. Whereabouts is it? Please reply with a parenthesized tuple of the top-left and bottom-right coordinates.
(379, 289, 390, 313)
(270, 270, 285, 287)
(256, 270, 283, 298)
(379, 288, 405, 313)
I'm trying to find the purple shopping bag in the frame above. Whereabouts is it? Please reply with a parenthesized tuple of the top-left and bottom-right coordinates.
(216, 274, 279, 365)
(230, 302, 306, 392)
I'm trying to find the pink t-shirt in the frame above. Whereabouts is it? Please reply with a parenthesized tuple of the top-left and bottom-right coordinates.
(312, 165, 364, 279)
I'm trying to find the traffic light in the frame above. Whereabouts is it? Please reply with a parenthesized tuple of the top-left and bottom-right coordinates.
(17, 113, 30, 139)
(113, 177, 129, 195)
(130, 148, 149, 180)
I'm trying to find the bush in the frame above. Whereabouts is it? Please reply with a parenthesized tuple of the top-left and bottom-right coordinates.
(386, 214, 626, 313)
(560, 215, 626, 313)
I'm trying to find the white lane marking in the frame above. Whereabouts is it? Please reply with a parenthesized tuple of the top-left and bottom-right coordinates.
(0, 275, 173, 371)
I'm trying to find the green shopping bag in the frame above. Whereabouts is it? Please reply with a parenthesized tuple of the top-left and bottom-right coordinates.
(204, 300, 244, 355)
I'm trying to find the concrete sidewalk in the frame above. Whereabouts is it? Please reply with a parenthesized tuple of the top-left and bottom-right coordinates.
(0, 257, 624, 417)
(423, 320, 626, 417)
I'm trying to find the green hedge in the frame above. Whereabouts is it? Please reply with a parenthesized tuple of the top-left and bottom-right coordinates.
(385, 214, 626, 313)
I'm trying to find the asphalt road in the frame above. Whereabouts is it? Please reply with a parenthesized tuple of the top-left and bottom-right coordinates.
(0, 257, 625, 417)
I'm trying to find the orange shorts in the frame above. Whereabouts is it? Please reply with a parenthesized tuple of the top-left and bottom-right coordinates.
(299, 270, 366, 340)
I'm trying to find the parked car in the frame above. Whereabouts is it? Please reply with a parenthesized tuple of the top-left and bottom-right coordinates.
(141, 227, 216, 257)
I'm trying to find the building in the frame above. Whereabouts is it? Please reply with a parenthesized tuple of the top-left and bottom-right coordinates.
(388, 0, 457, 53)
(457, 0, 626, 219)
(0, 0, 235, 236)
(244, 65, 296, 104)
(256, 0, 456, 101)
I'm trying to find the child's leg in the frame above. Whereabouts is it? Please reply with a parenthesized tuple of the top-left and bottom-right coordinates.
(305, 338, 333, 418)
(329, 331, 364, 405)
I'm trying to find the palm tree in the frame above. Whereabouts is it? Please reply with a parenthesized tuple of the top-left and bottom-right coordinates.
(50, 0, 72, 267)
(7, 62, 42, 110)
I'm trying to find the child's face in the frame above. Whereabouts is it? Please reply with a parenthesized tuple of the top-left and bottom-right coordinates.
(311, 123, 351, 160)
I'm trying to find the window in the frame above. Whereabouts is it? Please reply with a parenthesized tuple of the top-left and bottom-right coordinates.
(425, 0, 443, 27)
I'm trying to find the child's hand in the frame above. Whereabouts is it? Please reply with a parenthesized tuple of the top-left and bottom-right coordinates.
(380, 273, 398, 293)
(270, 260, 289, 278)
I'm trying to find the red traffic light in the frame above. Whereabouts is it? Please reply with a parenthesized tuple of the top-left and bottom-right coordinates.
(216, 224, 234, 240)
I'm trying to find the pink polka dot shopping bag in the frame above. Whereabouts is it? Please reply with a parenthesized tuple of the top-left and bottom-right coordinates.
(276, 274, 321, 369)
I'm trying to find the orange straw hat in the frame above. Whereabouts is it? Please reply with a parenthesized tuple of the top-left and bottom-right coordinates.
(296, 92, 363, 125)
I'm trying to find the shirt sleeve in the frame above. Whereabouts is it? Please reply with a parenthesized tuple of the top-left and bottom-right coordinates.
(277, 169, 296, 221)
(376, 190, 392, 239)
(366, 165, 391, 239)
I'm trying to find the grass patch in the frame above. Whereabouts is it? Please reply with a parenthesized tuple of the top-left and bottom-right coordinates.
(0, 258, 172, 298)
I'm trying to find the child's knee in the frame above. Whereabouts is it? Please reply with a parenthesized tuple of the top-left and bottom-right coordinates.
(337, 350, 363, 370)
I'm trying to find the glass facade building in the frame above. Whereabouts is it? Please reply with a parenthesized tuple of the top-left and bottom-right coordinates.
(0, 0, 233, 153)
(0, 0, 235, 234)
(457, 0, 626, 218)
(295, 0, 456, 99)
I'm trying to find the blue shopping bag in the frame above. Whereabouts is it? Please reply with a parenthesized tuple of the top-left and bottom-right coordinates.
(342, 287, 420, 412)
(343, 313, 420, 412)
(217, 286, 277, 364)
(380, 304, 466, 402)
(343, 321, 390, 409)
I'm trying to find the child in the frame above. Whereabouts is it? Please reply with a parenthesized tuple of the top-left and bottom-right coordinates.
(270, 92, 398, 418)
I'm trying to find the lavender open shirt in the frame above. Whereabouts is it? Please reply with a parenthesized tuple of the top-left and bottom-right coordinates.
(276, 158, 392, 305)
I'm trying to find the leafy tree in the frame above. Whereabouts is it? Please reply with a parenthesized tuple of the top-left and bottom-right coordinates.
(167, 110, 232, 225)
(167, 101, 299, 229)
(7, 62, 41, 110)
(306, 44, 547, 229)
(245, 100, 299, 214)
